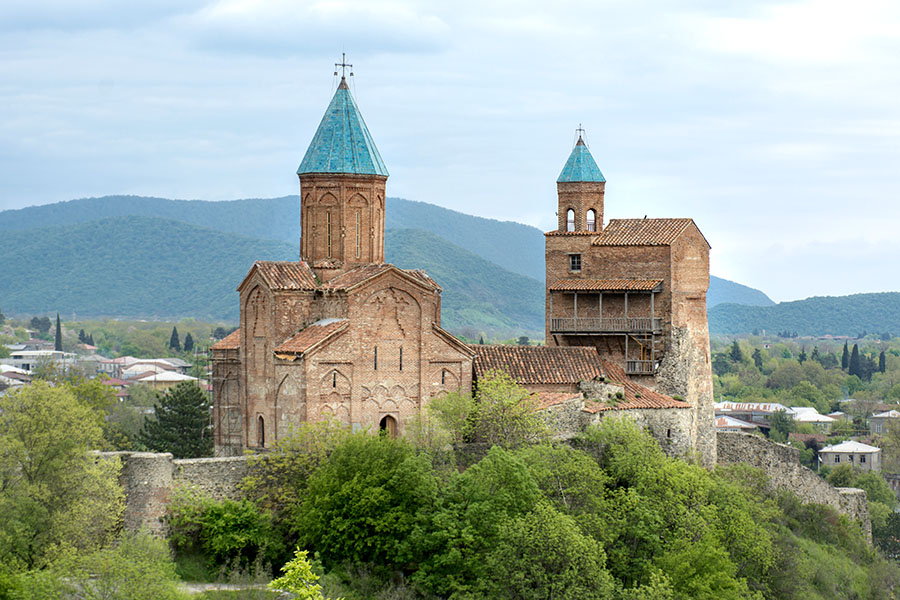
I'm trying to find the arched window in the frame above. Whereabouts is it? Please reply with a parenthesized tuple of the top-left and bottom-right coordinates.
(399, 347, 403, 371)
(257, 415, 265, 447)
(566, 209, 575, 232)
(441, 370, 446, 385)
(332, 371, 337, 388)
(586, 209, 596, 232)
(374, 347, 378, 370)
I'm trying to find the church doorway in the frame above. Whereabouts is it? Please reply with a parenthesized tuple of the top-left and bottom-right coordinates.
(379, 415, 397, 438)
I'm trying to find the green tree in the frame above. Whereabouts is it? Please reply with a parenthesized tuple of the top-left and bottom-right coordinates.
(752, 348, 763, 370)
(842, 341, 850, 370)
(78, 328, 87, 343)
(269, 548, 336, 600)
(470, 369, 549, 448)
(294, 433, 438, 576)
(29, 316, 51, 335)
(880, 350, 887, 373)
(139, 382, 212, 458)
(849, 343, 861, 378)
(798, 347, 807, 364)
(169, 326, 181, 352)
(183, 332, 194, 353)
(730, 340, 744, 363)
(768, 409, 796, 442)
(0, 308, 4, 325)
(0, 382, 124, 570)
(53, 313, 62, 352)
(479, 500, 614, 599)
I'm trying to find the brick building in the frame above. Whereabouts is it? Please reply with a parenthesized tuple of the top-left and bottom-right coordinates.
(543, 133, 716, 462)
(210, 75, 474, 455)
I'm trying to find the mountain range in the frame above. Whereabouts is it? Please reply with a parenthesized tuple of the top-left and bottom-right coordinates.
(9, 194, 890, 338)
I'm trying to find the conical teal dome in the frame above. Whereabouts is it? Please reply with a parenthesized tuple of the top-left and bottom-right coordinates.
(297, 78, 389, 177)
(557, 137, 605, 183)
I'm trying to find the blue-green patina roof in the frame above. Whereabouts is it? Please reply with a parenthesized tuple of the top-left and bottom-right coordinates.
(297, 78, 389, 177)
(557, 137, 605, 183)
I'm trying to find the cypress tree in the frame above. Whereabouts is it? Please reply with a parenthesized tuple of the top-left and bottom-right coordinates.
(798, 348, 807, 364)
(730, 340, 743, 363)
(752, 348, 763, 370)
(169, 326, 181, 352)
(87, 333, 94, 346)
(842, 342, 849, 370)
(183, 332, 194, 353)
(78, 329, 86, 343)
(849, 344, 861, 378)
(880, 350, 887, 374)
(54, 314, 62, 352)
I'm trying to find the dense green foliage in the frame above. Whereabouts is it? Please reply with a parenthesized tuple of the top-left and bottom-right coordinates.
(11, 532, 189, 600)
(710, 293, 900, 336)
(140, 381, 213, 458)
(211, 409, 897, 599)
(0, 382, 123, 571)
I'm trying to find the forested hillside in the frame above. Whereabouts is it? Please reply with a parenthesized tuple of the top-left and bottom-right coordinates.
(0, 216, 544, 336)
(710, 293, 900, 336)
(707, 275, 774, 307)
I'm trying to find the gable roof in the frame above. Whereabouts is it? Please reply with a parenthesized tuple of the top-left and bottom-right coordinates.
(593, 218, 695, 247)
(274, 318, 349, 356)
(820, 440, 880, 453)
(557, 137, 605, 183)
(549, 278, 663, 292)
(211, 329, 241, 351)
(297, 78, 389, 177)
(323, 263, 439, 292)
(583, 360, 690, 412)
(471, 344, 605, 385)
(240, 261, 318, 292)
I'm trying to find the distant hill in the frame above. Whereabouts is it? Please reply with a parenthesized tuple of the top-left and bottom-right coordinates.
(709, 293, 900, 336)
(385, 229, 543, 336)
(0, 195, 546, 282)
(0, 195, 774, 309)
(0, 216, 544, 337)
(707, 276, 774, 308)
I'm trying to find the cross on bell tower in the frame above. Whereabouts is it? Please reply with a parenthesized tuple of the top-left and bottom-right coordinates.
(334, 53, 354, 80)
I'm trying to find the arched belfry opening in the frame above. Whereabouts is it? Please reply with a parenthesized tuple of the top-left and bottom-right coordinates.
(379, 415, 397, 438)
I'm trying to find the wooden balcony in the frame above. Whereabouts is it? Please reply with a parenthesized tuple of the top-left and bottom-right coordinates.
(550, 317, 663, 334)
(626, 359, 657, 375)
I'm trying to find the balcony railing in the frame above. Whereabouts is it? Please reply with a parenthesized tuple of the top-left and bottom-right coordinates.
(550, 317, 662, 333)
(626, 360, 657, 375)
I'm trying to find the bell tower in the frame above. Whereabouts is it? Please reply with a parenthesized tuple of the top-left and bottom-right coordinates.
(297, 56, 389, 281)
(556, 127, 605, 233)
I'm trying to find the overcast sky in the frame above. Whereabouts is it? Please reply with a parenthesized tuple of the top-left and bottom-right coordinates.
(2, 0, 899, 302)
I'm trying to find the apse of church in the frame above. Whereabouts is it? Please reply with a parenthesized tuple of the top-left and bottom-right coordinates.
(211, 61, 474, 456)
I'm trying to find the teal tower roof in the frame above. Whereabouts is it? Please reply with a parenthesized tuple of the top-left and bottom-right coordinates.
(297, 78, 389, 177)
(557, 136, 605, 183)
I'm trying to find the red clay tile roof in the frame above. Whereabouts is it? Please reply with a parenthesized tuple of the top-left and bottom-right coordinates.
(274, 319, 348, 355)
(471, 345, 606, 385)
(592, 218, 693, 246)
(583, 360, 690, 412)
(549, 278, 663, 292)
(545, 230, 598, 236)
(211, 329, 241, 350)
(534, 391, 584, 409)
(252, 261, 318, 290)
(323, 264, 439, 291)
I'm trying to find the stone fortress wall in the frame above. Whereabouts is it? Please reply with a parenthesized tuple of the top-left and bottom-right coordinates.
(107, 432, 872, 540)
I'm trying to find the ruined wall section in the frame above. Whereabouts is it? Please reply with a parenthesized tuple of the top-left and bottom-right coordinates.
(717, 432, 871, 541)
(211, 344, 242, 456)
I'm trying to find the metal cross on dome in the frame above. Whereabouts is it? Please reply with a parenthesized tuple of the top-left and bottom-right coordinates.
(576, 124, 585, 138)
(334, 53, 354, 78)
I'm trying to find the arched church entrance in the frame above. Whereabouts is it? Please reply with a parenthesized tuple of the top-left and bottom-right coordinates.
(379, 415, 397, 438)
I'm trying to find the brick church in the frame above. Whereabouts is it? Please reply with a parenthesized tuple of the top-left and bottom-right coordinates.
(210, 73, 474, 455)
(212, 67, 715, 463)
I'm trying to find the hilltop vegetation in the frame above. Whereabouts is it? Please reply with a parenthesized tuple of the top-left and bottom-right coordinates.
(710, 293, 900, 336)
